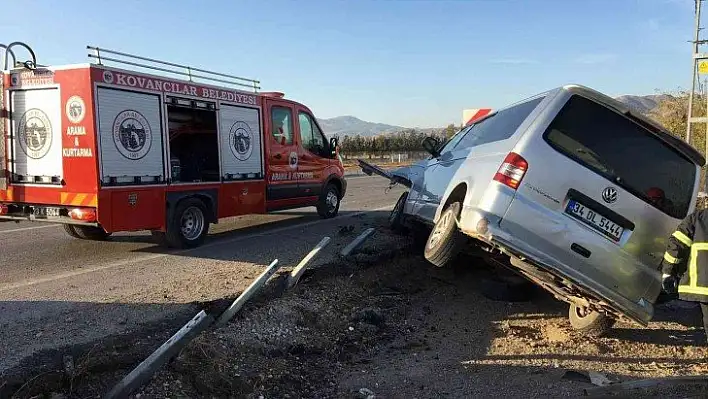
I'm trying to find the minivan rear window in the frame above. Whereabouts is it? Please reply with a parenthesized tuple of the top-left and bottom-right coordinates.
(543, 95, 696, 219)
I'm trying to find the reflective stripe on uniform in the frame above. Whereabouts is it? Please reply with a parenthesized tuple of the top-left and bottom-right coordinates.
(678, 285, 708, 295)
(673, 230, 693, 248)
(680, 242, 708, 297)
(664, 252, 681, 264)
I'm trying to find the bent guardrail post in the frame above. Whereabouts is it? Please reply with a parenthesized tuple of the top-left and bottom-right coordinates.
(105, 309, 214, 399)
(340, 228, 375, 258)
(287, 236, 331, 289)
(214, 258, 281, 328)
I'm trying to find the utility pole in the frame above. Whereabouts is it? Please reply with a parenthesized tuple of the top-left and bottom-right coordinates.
(687, 0, 703, 145)
(687, 0, 708, 203)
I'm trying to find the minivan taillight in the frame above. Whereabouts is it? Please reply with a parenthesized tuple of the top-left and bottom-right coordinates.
(493, 152, 528, 190)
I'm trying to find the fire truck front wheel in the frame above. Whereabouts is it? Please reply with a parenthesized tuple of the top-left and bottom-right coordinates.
(64, 224, 112, 241)
(317, 183, 341, 219)
(161, 198, 210, 249)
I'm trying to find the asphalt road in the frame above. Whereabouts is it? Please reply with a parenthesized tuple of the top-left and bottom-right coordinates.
(0, 175, 406, 375)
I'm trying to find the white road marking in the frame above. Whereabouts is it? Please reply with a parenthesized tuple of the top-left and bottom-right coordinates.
(0, 204, 395, 292)
(0, 224, 61, 234)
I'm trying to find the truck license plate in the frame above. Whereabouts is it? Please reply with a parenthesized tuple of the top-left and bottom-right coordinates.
(565, 199, 623, 242)
(33, 206, 61, 218)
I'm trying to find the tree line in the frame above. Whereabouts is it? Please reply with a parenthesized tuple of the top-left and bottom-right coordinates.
(333, 124, 459, 155)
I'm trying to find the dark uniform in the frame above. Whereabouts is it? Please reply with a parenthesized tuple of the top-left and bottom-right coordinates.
(659, 208, 708, 342)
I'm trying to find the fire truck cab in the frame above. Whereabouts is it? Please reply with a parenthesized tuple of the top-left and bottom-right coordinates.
(0, 43, 346, 248)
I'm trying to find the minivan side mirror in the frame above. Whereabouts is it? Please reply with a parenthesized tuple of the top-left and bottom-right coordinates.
(329, 137, 339, 159)
(422, 136, 441, 158)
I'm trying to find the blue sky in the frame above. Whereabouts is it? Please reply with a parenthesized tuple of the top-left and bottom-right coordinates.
(1, 0, 697, 127)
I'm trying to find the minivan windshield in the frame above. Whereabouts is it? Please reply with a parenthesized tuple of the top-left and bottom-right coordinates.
(544, 95, 697, 219)
(438, 95, 544, 154)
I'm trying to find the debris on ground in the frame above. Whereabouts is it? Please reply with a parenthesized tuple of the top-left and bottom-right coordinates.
(5, 216, 708, 398)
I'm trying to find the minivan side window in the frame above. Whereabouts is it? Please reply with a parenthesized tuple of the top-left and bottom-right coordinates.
(543, 95, 696, 218)
(453, 96, 544, 151)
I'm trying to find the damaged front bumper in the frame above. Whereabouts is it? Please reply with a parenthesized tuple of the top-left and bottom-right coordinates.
(357, 159, 414, 188)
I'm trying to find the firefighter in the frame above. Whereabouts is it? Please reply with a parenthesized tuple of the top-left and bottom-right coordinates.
(659, 207, 708, 343)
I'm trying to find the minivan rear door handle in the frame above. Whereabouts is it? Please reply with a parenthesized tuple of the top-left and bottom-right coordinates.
(571, 243, 591, 258)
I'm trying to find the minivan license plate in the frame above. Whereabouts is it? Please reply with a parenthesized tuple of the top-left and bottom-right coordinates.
(565, 200, 624, 242)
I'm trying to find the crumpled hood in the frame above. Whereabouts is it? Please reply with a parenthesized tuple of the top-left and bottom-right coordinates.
(357, 159, 426, 188)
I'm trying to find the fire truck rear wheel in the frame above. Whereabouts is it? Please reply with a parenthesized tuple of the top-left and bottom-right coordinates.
(317, 183, 340, 219)
(72, 225, 112, 241)
(63, 224, 81, 239)
(165, 198, 210, 249)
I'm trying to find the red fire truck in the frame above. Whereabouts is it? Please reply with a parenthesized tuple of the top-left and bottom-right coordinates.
(0, 43, 346, 248)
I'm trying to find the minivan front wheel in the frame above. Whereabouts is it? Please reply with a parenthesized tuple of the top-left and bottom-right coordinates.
(568, 303, 615, 337)
(389, 191, 408, 233)
(424, 202, 466, 268)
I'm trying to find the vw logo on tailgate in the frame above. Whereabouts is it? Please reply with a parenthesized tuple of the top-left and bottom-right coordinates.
(602, 187, 618, 204)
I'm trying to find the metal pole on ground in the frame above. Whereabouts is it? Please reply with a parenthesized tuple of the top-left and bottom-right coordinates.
(105, 310, 215, 399)
(340, 228, 375, 258)
(214, 259, 281, 328)
(287, 236, 331, 289)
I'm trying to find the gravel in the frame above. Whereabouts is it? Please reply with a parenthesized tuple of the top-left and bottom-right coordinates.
(6, 218, 708, 398)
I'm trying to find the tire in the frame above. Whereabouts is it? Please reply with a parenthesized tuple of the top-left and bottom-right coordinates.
(317, 183, 340, 219)
(424, 202, 466, 268)
(568, 303, 615, 337)
(72, 225, 111, 241)
(63, 224, 81, 239)
(389, 192, 408, 233)
(164, 198, 210, 249)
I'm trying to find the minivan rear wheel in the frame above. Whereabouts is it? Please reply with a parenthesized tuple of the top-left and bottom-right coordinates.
(568, 303, 615, 337)
(424, 202, 465, 268)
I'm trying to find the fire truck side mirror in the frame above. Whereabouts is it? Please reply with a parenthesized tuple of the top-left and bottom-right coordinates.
(329, 137, 339, 158)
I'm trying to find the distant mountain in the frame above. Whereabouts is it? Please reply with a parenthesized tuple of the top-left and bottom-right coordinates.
(614, 94, 670, 115)
(319, 95, 668, 137)
(317, 116, 403, 137)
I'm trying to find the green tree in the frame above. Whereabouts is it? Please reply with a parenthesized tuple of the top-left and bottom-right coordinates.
(444, 123, 458, 139)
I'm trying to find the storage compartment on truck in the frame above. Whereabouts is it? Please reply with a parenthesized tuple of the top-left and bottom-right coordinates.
(166, 97, 220, 183)
(96, 87, 165, 186)
(9, 87, 63, 184)
(218, 104, 263, 181)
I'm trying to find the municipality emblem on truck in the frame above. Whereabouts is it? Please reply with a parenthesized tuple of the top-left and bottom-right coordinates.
(229, 121, 253, 161)
(113, 110, 152, 160)
(18, 108, 52, 159)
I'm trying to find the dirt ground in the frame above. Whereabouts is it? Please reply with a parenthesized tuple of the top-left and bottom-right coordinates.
(6, 218, 708, 398)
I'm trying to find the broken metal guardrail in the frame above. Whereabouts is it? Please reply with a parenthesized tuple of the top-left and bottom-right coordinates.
(104, 234, 343, 398)
(340, 228, 375, 257)
(106, 259, 282, 398)
(105, 310, 214, 399)
(214, 258, 282, 328)
(287, 236, 331, 289)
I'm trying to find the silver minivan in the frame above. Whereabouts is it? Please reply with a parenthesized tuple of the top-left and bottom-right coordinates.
(361, 84, 705, 337)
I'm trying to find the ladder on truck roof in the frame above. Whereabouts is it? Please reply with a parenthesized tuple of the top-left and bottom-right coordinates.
(87, 45, 261, 92)
(1, 41, 42, 70)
